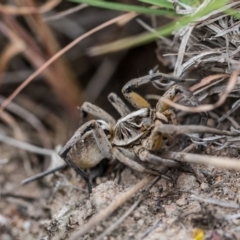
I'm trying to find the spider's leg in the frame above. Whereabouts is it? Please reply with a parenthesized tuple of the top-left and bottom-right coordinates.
(121, 73, 197, 110)
(156, 84, 194, 113)
(121, 73, 190, 109)
(122, 76, 151, 109)
(156, 85, 208, 141)
(91, 120, 113, 160)
(65, 155, 92, 193)
(58, 124, 86, 163)
(134, 146, 180, 167)
(161, 109, 178, 125)
(112, 148, 159, 175)
(108, 92, 131, 117)
(79, 102, 116, 125)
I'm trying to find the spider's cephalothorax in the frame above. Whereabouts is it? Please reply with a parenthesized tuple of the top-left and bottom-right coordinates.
(59, 73, 197, 192)
(113, 108, 154, 146)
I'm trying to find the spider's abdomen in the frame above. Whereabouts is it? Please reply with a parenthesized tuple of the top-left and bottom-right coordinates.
(112, 108, 153, 146)
(68, 133, 104, 169)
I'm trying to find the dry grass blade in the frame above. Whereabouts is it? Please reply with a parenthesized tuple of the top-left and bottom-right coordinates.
(0, 42, 25, 81)
(190, 74, 230, 92)
(0, 96, 51, 149)
(44, 4, 88, 22)
(0, 0, 60, 15)
(21, 164, 67, 185)
(174, 26, 194, 77)
(157, 124, 238, 136)
(164, 151, 240, 170)
(225, 213, 240, 220)
(0, 112, 24, 140)
(218, 99, 240, 122)
(190, 195, 240, 208)
(70, 175, 155, 240)
(0, 192, 36, 201)
(0, 133, 56, 157)
(0, 12, 137, 115)
(0, 15, 82, 112)
(19, 0, 83, 112)
(0, 111, 34, 176)
(0, 22, 25, 83)
(94, 176, 162, 240)
(160, 70, 239, 113)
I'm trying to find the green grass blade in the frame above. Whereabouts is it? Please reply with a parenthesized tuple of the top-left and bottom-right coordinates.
(69, 0, 179, 16)
(180, 0, 197, 6)
(88, 0, 230, 55)
(139, 0, 174, 9)
(88, 21, 177, 55)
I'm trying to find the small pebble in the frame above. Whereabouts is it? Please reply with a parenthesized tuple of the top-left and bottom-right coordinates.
(232, 218, 240, 225)
(137, 219, 144, 226)
(133, 211, 141, 220)
(164, 204, 177, 217)
(201, 182, 209, 190)
(176, 197, 187, 206)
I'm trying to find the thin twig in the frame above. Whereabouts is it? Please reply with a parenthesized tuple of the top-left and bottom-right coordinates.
(21, 164, 67, 185)
(0, 133, 56, 157)
(0, 12, 137, 115)
(70, 175, 155, 240)
(190, 195, 240, 208)
(0, 192, 36, 201)
(218, 99, 240, 122)
(159, 69, 239, 113)
(95, 176, 162, 240)
(163, 151, 240, 170)
(174, 26, 194, 77)
(141, 219, 162, 239)
(44, 4, 88, 21)
(157, 124, 239, 136)
(225, 213, 240, 220)
(0, 96, 51, 149)
(0, 0, 60, 15)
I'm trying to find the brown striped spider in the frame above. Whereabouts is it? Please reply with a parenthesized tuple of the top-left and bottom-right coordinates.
(58, 73, 197, 192)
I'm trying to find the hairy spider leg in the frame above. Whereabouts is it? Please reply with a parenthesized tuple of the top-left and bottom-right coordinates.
(156, 84, 193, 113)
(79, 102, 116, 125)
(133, 145, 179, 167)
(122, 76, 151, 109)
(158, 109, 177, 125)
(108, 92, 131, 117)
(112, 148, 160, 175)
(122, 76, 195, 115)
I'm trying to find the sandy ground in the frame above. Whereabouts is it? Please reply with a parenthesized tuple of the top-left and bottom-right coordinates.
(1, 142, 240, 240)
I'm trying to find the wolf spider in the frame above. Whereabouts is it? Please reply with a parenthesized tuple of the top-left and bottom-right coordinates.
(59, 74, 197, 192)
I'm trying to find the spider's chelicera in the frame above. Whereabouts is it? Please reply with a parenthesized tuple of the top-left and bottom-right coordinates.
(58, 73, 196, 192)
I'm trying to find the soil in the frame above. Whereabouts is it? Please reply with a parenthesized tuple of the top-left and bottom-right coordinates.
(1, 145, 240, 240)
